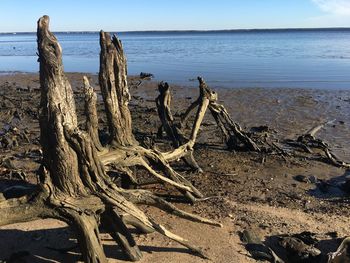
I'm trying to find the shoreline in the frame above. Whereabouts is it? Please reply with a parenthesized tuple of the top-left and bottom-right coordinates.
(1, 72, 349, 162)
(1, 72, 350, 262)
(1, 71, 350, 92)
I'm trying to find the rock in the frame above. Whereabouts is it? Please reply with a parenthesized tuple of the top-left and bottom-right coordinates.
(240, 230, 284, 262)
(250, 125, 270, 133)
(292, 231, 318, 245)
(241, 229, 262, 244)
(3, 185, 35, 199)
(139, 72, 154, 79)
(308, 175, 318, 184)
(279, 236, 321, 262)
(293, 175, 309, 183)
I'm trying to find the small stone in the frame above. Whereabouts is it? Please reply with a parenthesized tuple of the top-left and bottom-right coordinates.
(3, 185, 35, 199)
(293, 175, 309, 183)
(308, 175, 318, 184)
(326, 231, 338, 238)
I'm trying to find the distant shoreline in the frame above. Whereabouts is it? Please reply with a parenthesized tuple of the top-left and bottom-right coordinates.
(1, 71, 350, 91)
(2, 27, 350, 34)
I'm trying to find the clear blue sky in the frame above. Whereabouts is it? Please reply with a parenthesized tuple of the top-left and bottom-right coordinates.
(1, 0, 350, 32)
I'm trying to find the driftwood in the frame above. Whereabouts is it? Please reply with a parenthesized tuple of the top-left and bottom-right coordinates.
(176, 77, 261, 152)
(283, 120, 350, 168)
(156, 80, 213, 172)
(0, 16, 221, 263)
(158, 79, 349, 169)
(155, 77, 261, 172)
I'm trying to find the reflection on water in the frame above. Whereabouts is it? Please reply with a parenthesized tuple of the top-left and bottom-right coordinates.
(1, 30, 350, 89)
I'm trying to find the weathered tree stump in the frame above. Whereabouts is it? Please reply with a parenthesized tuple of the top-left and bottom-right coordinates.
(99, 31, 135, 147)
(96, 31, 213, 202)
(156, 81, 204, 172)
(0, 16, 221, 263)
(159, 77, 260, 152)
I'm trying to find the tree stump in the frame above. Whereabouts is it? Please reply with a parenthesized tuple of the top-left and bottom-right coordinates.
(156, 81, 204, 172)
(177, 77, 260, 152)
(0, 16, 221, 263)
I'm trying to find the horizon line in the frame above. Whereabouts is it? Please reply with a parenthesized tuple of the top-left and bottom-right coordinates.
(1, 27, 350, 34)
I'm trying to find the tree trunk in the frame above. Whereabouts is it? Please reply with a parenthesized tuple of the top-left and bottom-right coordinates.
(37, 16, 87, 196)
(99, 31, 135, 147)
(97, 33, 208, 201)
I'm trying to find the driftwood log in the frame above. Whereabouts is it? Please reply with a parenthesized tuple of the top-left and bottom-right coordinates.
(0, 16, 222, 263)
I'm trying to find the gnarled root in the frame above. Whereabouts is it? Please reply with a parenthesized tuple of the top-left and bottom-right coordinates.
(63, 114, 219, 260)
(120, 188, 222, 227)
(156, 81, 202, 172)
(0, 15, 221, 263)
(179, 77, 260, 152)
(65, 211, 107, 263)
(101, 209, 142, 261)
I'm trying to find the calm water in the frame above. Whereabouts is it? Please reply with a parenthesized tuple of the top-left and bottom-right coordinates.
(1, 30, 350, 89)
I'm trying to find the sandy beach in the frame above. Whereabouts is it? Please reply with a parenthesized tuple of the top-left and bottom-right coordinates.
(1, 72, 350, 262)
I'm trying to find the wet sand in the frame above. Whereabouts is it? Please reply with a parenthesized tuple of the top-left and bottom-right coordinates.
(0, 73, 350, 262)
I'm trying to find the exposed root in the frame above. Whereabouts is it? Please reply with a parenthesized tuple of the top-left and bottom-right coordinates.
(150, 222, 209, 259)
(101, 209, 142, 261)
(0, 193, 52, 227)
(83, 76, 105, 152)
(66, 211, 107, 263)
(120, 189, 222, 227)
(167, 78, 349, 169)
(156, 81, 204, 172)
(0, 16, 222, 263)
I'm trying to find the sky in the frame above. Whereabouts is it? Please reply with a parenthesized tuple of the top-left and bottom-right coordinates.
(0, 0, 350, 32)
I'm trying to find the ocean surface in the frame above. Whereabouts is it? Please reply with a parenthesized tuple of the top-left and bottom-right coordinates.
(1, 30, 350, 89)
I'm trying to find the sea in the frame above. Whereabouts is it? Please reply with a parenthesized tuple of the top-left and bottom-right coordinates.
(1, 29, 350, 89)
